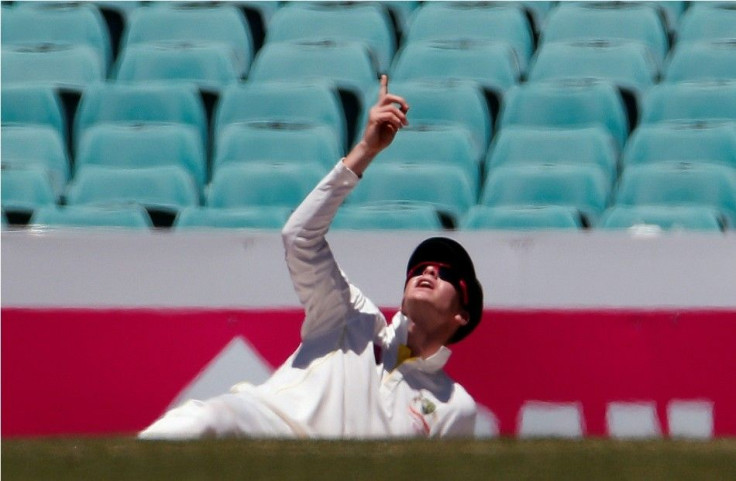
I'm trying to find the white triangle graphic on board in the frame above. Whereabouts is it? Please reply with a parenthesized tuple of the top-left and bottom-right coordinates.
(168, 336, 275, 409)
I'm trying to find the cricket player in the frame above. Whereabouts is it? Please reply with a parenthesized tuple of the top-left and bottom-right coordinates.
(139, 75, 484, 439)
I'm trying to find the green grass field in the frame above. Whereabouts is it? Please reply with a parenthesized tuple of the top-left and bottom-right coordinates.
(3, 437, 736, 481)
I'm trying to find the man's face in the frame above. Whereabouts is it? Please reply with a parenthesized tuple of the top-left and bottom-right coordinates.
(402, 262, 467, 325)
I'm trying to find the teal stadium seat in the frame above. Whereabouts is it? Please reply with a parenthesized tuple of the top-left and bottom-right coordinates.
(614, 162, 736, 228)
(248, 40, 378, 141)
(66, 165, 200, 215)
(74, 82, 207, 151)
(485, 126, 618, 185)
(541, 2, 669, 68)
(480, 163, 611, 225)
(404, 2, 534, 74)
(1, 125, 70, 196)
(371, 124, 480, 191)
(1, 43, 105, 91)
(1, 167, 57, 214)
(390, 39, 521, 101)
(214, 121, 341, 173)
(1, 2, 112, 70)
(498, 79, 629, 148)
(265, 2, 396, 73)
(207, 163, 324, 209)
(527, 39, 659, 95)
(1, 85, 66, 143)
(347, 163, 476, 227)
(332, 202, 443, 231)
(30, 204, 153, 229)
(599, 205, 726, 232)
(676, 2, 736, 44)
(639, 81, 736, 124)
(174, 206, 292, 230)
(461, 205, 584, 230)
(75, 123, 206, 187)
(664, 40, 736, 83)
(113, 42, 241, 92)
(366, 79, 491, 162)
(623, 121, 736, 170)
(122, 2, 253, 77)
(214, 81, 347, 151)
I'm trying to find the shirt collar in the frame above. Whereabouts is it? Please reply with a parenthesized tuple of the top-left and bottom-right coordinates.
(391, 311, 452, 373)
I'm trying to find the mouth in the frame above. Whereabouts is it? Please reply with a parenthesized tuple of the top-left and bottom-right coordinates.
(415, 278, 435, 289)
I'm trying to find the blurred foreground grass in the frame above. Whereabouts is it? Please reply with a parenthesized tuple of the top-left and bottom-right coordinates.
(3, 437, 736, 481)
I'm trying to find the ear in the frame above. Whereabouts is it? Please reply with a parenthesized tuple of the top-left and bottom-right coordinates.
(454, 309, 469, 328)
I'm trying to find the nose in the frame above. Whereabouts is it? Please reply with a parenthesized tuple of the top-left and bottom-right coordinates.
(423, 264, 439, 278)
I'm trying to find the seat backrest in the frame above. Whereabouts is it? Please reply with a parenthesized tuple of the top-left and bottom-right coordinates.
(66, 165, 200, 212)
(640, 80, 736, 124)
(1, 85, 66, 141)
(1, 43, 105, 90)
(75, 123, 206, 186)
(113, 42, 240, 91)
(599, 205, 726, 231)
(122, 3, 253, 76)
(332, 202, 443, 231)
(499, 79, 629, 148)
(1, 2, 112, 68)
(405, 2, 534, 73)
(391, 39, 521, 94)
(265, 2, 396, 73)
(541, 2, 669, 66)
(1, 125, 70, 194)
(207, 162, 324, 209)
(214, 81, 346, 151)
(1, 167, 57, 213)
(30, 204, 153, 229)
(677, 3, 736, 44)
(527, 39, 658, 91)
(461, 205, 584, 230)
(174, 206, 292, 230)
(74, 82, 207, 150)
(214, 121, 341, 172)
(623, 121, 736, 169)
(664, 40, 736, 83)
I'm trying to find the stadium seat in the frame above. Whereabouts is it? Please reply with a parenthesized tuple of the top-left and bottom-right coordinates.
(404, 2, 534, 74)
(485, 126, 619, 185)
(122, 3, 253, 77)
(614, 162, 736, 227)
(639, 80, 736, 124)
(75, 123, 206, 187)
(371, 124, 480, 190)
(74, 82, 207, 151)
(527, 39, 659, 95)
(1, 43, 105, 91)
(461, 205, 584, 231)
(1, 2, 112, 69)
(479, 163, 611, 225)
(174, 206, 292, 230)
(248, 40, 378, 137)
(265, 2, 396, 73)
(622, 121, 736, 170)
(207, 162, 324, 209)
(213, 81, 347, 151)
(113, 42, 241, 92)
(65, 165, 200, 215)
(540, 2, 669, 67)
(214, 121, 341, 173)
(1, 125, 70, 196)
(29, 204, 154, 229)
(599, 205, 726, 232)
(390, 39, 521, 99)
(663, 40, 736, 83)
(498, 79, 629, 148)
(1, 85, 67, 142)
(347, 163, 476, 226)
(676, 2, 736, 44)
(332, 202, 443, 231)
(363, 79, 491, 161)
(1, 167, 57, 214)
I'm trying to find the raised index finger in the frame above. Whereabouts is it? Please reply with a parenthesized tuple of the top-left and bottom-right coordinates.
(379, 74, 388, 98)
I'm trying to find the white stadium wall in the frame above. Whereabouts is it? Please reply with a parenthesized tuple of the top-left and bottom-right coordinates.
(2, 230, 736, 438)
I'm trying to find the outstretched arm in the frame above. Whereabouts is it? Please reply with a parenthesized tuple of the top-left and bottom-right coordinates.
(343, 74, 409, 177)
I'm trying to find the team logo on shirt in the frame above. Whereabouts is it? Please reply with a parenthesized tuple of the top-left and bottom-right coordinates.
(409, 394, 437, 436)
